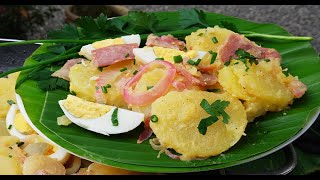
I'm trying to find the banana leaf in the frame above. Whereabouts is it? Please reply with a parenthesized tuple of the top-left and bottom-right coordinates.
(16, 11, 320, 173)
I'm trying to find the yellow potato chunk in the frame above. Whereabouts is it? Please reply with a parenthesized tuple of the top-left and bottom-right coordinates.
(0, 80, 16, 119)
(0, 120, 10, 136)
(150, 90, 247, 161)
(218, 60, 294, 121)
(69, 62, 100, 102)
(0, 155, 22, 175)
(0, 136, 20, 148)
(185, 26, 233, 52)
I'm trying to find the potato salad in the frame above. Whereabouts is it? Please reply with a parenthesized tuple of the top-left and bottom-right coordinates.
(0, 26, 307, 174)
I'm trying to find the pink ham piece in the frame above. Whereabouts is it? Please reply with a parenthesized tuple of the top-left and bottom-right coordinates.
(137, 116, 153, 144)
(218, 33, 281, 63)
(288, 78, 307, 98)
(92, 43, 138, 67)
(51, 58, 84, 81)
(146, 34, 186, 51)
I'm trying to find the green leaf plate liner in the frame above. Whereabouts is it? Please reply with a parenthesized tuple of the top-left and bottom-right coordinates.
(16, 11, 320, 173)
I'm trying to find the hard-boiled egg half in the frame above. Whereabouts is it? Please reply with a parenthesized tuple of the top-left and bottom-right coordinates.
(79, 34, 141, 60)
(58, 95, 144, 136)
(133, 46, 208, 65)
(8, 93, 71, 164)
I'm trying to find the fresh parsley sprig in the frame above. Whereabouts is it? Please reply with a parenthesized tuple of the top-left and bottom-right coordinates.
(198, 99, 230, 135)
(235, 48, 258, 71)
(179, 8, 313, 41)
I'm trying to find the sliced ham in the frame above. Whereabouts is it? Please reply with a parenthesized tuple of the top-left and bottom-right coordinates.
(197, 73, 218, 86)
(137, 116, 153, 144)
(51, 58, 84, 81)
(288, 78, 307, 98)
(218, 33, 281, 63)
(92, 43, 138, 67)
(146, 34, 186, 51)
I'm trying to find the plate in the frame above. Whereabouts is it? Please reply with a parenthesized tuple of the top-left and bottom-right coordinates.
(15, 11, 320, 173)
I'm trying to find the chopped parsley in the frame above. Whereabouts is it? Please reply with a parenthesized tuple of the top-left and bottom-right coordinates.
(111, 108, 119, 126)
(283, 70, 290, 77)
(7, 124, 12, 130)
(147, 86, 154, 90)
(98, 67, 104, 72)
(125, 53, 130, 58)
(8, 155, 12, 158)
(208, 51, 217, 64)
(16, 142, 24, 147)
(197, 99, 230, 135)
(224, 61, 231, 66)
(264, 59, 271, 62)
(188, 59, 202, 66)
(207, 89, 220, 92)
(120, 67, 128, 72)
(70, 90, 77, 96)
(155, 57, 164, 60)
(198, 33, 203, 36)
(235, 48, 258, 71)
(173, 55, 183, 63)
(212, 37, 218, 44)
(133, 58, 136, 65)
(133, 70, 138, 75)
(101, 86, 108, 93)
(150, 115, 158, 123)
(105, 84, 111, 88)
(7, 100, 15, 105)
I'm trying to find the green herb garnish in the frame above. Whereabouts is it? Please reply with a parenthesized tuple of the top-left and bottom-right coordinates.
(125, 53, 130, 58)
(235, 48, 258, 71)
(133, 59, 136, 65)
(105, 84, 111, 88)
(111, 108, 119, 126)
(197, 99, 230, 135)
(120, 67, 128, 72)
(264, 59, 271, 62)
(173, 55, 183, 63)
(147, 86, 154, 90)
(208, 51, 217, 64)
(133, 70, 138, 75)
(150, 115, 158, 123)
(16, 142, 24, 147)
(98, 67, 104, 72)
(70, 91, 77, 96)
(8, 155, 12, 158)
(155, 57, 164, 60)
(101, 86, 108, 93)
(212, 37, 218, 44)
(7, 100, 15, 105)
(198, 33, 203, 36)
(207, 89, 220, 92)
(8, 124, 12, 130)
(178, 8, 208, 29)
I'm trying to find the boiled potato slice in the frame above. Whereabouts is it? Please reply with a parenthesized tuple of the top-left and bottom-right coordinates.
(0, 120, 10, 136)
(232, 61, 294, 108)
(0, 136, 20, 147)
(185, 26, 233, 52)
(0, 155, 22, 175)
(87, 163, 142, 175)
(99, 60, 137, 108)
(243, 100, 270, 122)
(150, 90, 247, 161)
(69, 62, 100, 102)
(218, 63, 254, 101)
(22, 155, 66, 175)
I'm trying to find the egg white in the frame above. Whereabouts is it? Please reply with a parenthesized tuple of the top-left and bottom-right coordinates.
(58, 100, 144, 136)
(15, 93, 70, 164)
(121, 34, 141, 46)
(133, 47, 157, 64)
(6, 104, 26, 139)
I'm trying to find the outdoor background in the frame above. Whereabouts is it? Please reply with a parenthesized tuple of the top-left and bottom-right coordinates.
(0, 5, 318, 52)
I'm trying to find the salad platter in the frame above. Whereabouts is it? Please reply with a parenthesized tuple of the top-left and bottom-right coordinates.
(0, 8, 319, 174)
